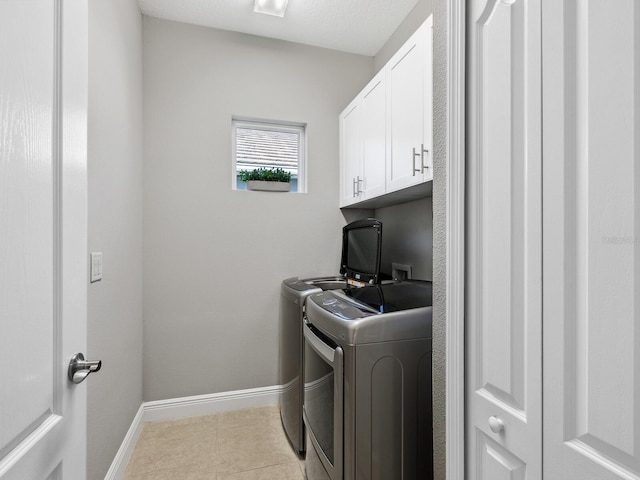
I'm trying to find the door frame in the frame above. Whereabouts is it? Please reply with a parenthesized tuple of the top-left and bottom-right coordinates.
(443, 0, 466, 478)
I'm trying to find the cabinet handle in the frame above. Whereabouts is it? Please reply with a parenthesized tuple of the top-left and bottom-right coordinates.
(421, 144, 430, 173)
(352, 177, 357, 197)
(356, 176, 363, 195)
(413, 147, 421, 176)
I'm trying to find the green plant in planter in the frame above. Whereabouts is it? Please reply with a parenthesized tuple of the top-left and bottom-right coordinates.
(238, 167, 292, 183)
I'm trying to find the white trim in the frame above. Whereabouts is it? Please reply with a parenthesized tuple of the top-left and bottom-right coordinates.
(446, 0, 466, 479)
(0, 415, 62, 477)
(142, 385, 281, 423)
(103, 405, 144, 480)
(104, 385, 282, 480)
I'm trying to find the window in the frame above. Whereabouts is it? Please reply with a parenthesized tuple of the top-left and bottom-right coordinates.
(232, 118, 306, 193)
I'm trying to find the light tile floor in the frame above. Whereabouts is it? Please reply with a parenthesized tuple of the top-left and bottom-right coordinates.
(122, 406, 306, 480)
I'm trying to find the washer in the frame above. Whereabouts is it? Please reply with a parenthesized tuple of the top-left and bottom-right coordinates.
(303, 281, 433, 480)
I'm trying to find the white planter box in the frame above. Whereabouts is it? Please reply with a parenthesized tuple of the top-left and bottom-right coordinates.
(246, 181, 290, 192)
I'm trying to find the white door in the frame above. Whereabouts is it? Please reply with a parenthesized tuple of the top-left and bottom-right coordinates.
(360, 71, 386, 200)
(339, 100, 362, 206)
(0, 0, 88, 479)
(542, 1, 640, 479)
(422, 15, 433, 183)
(466, 0, 542, 479)
(386, 21, 427, 192)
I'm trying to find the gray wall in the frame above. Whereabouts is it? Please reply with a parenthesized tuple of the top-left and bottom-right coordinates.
(432, 0, 448, 478)
(87, 0, 144, 479)
(374, 0, 434, 73)
(372, 1, 445, 479)
(142, 17, 374, 401)
(374, 198, 433, 281)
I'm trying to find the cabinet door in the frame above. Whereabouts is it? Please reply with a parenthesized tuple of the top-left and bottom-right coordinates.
(386, 23, 426, 192)
(361, 72, 386, 200)
(339, 100, 362, 207)
(422, 15, 433, 182)
(542, 1, 640, 479)
(466, 1, 542, 479)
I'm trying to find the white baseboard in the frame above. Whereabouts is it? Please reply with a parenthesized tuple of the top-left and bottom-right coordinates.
(103, 404, 145, 480)
(104, 385, 282, 480)
(141, 385, 282, 423)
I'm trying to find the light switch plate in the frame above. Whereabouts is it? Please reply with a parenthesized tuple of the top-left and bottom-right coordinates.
(90, 252, 103, 283)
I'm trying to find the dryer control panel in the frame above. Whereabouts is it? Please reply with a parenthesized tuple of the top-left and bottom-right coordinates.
(311, 292, 376, 320)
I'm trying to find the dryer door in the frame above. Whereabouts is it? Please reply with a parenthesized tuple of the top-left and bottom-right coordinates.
(303, 322, 343, 480)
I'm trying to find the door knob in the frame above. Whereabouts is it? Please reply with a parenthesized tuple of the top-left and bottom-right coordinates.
(489, 416, 505, 433)
(68, 353, 102, 384)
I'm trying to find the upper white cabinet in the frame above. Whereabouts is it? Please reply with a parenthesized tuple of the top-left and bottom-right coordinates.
(340, 99, 363, 205)
(340, 71, 387, 206)
(387, 15, 433, 192)
(339, 15, 433, 208)
(361, 75, 387, 200)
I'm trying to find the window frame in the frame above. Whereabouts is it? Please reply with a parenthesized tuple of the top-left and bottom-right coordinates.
(231, 117, 307, 193)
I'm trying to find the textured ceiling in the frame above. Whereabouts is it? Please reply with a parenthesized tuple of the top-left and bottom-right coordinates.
(137, 0, 420, 56)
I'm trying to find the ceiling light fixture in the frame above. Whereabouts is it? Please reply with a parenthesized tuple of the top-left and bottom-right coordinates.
(254, 0, 289, 17)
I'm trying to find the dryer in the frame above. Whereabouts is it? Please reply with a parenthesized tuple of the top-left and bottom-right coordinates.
(279, 276, 346, 454)
(303, 281, 433, 480)
(279, 219, 383, 454)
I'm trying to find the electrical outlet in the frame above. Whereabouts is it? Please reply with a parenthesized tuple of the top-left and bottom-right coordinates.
(90, 252, 103, 283)
(392, 263, 412, 281)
